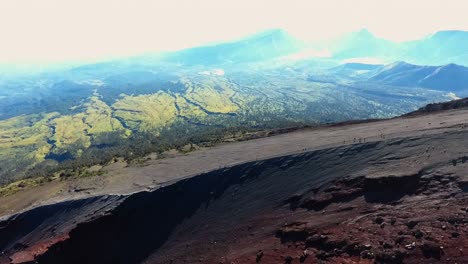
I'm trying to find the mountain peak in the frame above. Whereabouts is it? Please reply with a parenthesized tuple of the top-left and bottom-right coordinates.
(240, 28, 296, 45)
(161, 28, 302, 65)
(428, 30, 468, 40)
(442, 63, 461, 68)
(357, 28, 373, 35)
(381, 61, 413, 71)
(247, 28, 290, 38)
(351, 28, 375, 39)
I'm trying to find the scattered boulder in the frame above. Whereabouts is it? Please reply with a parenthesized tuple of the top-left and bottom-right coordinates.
(256, 250, 263, 263)
(413, 229, 424, 239)
(406, 220, 418, 229)
(394, 236, 408, 245)
(383, 242, 393, 249)
(421, 241, 443, 259)
(404, 242, 416, 250)
(276, 222, 311, 242)
(284, 194, 302, 209)
(341, 242, 362, 256)
(374, 216, 384, 224)
(375, 249, 405, 264)
(305, 234, 327, 248)
(299, 249, 308, 263)
(360, 250, 375, 259)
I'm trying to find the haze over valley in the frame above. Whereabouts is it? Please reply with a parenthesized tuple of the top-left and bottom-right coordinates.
(2, 28, 468, 184)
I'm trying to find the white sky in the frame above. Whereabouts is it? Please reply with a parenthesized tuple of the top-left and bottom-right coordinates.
(1, 0, 468, 64)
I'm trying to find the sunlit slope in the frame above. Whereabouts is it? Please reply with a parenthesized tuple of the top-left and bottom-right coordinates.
(0, 113, 56, 162)
(112, 78, 243, 131)
(183, 79, 240, 114)
(0, 113, 56, 182)
(113, 92, 178, 131)
(0, 80, 246, 181)
(85, 96, 126, 135)
(50, 95, 130, 155)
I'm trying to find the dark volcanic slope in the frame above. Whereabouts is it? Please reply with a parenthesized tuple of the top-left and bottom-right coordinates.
(0, 195, 125, 264)
(405, 97, 468, 116)
(1, 129, 468, 264)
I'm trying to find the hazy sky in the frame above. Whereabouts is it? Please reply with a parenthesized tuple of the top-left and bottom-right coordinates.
(1, 0, 468, 63)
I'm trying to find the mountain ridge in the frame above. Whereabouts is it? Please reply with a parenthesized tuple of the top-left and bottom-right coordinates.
(370, 61, 468, 91)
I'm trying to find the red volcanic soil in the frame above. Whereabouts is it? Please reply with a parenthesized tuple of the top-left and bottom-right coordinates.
(8, 235, 68, 264)
(2, 111, 468, 263)
(144, 171, 468, 264)
(224, 177, 468, 264)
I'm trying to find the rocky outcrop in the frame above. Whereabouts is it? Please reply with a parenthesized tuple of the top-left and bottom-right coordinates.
(404, 97, 468, 116)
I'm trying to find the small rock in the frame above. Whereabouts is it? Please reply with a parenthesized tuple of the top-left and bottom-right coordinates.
(413, 229, 424, 239)
(375, 249, 405, 263)
(256, 250, 263, 263)
(315, 250, 331, 260)
(374, 216, 384, 224)
(406, 221, 418, 229)
(383, 242, 393, 249)
(342, 242, 363, 255)
(299, 249, 308, 263)
(421, 241, 443, 259)
(284, 256, 293, 264)
(305, 234, 327, 247)
(451, 232, 460, 238)
(405, 242, 416, 250)
(360, 250, 375, 259)
(395, 236, 406, 245)
(390, 218, 397, 225)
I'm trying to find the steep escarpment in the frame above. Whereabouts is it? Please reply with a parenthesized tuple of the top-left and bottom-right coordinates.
(1, 130, 468, 264)
(0, 195, 125, 264)
(35, 143, 369, 264)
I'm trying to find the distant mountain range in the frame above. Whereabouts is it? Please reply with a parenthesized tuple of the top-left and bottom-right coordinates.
(329, 60, 468, 92)
(328, 29, 396, 60)
(403, 30, 468, 65)
(369, 62, 468, 91)
(317, 29, 468, 66)
(160, 29, 304, 65)
(156, 28, 468, 67)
